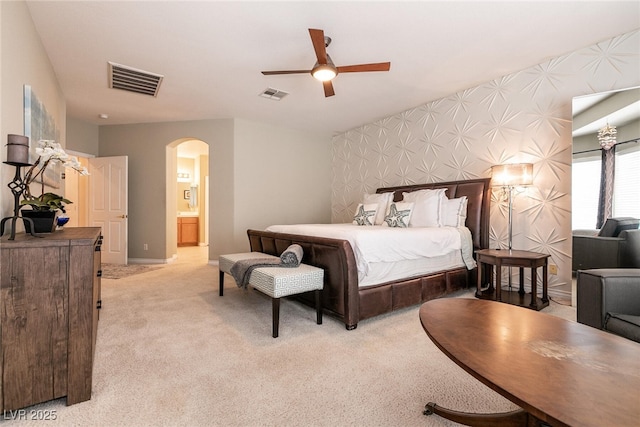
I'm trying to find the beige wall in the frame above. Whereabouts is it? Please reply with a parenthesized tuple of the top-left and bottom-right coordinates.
(1, 0, 66, 221)
(99, 120, 234, 261)
(99, 119, 331, 261)
(233, 119, 332, 250)
(573, 118, 639, 158)
(572, 88, 640, 154)
(331, 29, 640, 296)
(66, 117, 99, 156)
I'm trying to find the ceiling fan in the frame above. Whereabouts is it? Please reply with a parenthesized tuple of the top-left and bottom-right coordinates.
(261, 28, 391, 98)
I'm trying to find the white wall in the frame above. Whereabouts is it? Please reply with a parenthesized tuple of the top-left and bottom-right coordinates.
(1, 0, 66, 221)
(331, 30, 640, 295)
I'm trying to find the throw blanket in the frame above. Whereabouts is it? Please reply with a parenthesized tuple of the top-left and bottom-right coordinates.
(280, 243, 303, 266)
(230, 244, 303, 288)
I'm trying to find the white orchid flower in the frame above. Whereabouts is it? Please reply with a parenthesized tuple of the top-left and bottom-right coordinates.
(62, 156, 89, 175)
(23, 139, 90, 206)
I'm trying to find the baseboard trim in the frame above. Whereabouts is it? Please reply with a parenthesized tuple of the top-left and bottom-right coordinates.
(128, 255, 177, 265)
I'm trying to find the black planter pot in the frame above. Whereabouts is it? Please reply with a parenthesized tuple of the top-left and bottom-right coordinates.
(21, 210, 58, 233)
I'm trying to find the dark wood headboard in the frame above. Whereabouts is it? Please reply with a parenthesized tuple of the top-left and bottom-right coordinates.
(376, 178, 492, 250)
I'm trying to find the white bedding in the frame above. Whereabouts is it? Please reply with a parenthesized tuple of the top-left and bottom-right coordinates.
(356, 251, 465, 287)
(265, 224, 476, 287)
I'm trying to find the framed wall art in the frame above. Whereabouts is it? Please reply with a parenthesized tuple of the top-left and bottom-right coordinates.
(24, 84, 61, 189)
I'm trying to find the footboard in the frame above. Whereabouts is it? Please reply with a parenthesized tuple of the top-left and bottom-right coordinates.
(247, 229, 360, 329)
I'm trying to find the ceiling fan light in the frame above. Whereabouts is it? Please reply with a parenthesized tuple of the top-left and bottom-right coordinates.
(312, 64, 337, 81)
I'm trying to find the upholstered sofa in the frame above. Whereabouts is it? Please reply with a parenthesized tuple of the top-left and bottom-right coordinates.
(576, 269, 640, 343)
(572, 217, 640, 272)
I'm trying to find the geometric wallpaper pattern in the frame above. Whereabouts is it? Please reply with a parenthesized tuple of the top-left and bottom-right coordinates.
(331, 30, 640, 296)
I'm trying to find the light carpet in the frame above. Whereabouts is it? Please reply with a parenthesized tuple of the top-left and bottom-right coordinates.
(9, 247, 576, 426)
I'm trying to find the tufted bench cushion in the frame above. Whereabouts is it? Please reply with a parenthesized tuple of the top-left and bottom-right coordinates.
(218, 252, 324, 337)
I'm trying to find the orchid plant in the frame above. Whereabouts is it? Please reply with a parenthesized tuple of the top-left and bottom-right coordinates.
(20, 139, 89, 212)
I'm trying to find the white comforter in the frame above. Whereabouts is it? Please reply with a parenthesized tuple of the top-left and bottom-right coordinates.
(265, 224, 476, 277)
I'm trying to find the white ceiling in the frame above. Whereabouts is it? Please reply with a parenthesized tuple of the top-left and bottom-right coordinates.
(26, 1, 640, 135)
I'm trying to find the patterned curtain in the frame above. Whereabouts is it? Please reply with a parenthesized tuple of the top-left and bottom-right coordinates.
(596, 144, 616, 229)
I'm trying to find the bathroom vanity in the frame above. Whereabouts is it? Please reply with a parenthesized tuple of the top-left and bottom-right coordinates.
(177, 213, 199, 246)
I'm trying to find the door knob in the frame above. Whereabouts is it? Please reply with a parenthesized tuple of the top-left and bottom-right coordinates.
(119, 214, 128, 219)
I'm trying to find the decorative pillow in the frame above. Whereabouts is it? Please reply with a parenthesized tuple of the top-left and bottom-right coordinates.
(401, 189, 446, 227)
(382, 202, 414, 228)
(442, 196, 468, 227)
(363, 192, 393, 225)
(352, 203, 378, 226)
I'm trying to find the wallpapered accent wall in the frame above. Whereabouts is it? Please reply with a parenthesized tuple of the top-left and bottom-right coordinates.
(331, 30, 640, 295)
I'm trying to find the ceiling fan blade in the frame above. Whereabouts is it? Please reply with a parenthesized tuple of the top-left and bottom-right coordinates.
(261, 70, 311, 75)
(337, 62, 391, 73)
(323, 81, 335, 97)
(309, 28, 328, 64)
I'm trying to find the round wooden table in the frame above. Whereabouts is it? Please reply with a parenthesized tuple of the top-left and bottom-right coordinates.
(419, 298, 640, 427)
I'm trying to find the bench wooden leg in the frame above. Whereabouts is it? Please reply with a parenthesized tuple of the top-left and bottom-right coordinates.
(219, 270, 224, 296)
(315, 290, 322, 325)
(272, 297, 280, 338)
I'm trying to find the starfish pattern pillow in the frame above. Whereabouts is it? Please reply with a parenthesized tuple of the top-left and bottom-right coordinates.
(383, 202, 414, 228)
(352, 203, 378, 226)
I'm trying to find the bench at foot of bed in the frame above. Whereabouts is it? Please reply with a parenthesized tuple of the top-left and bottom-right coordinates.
(218, 252, 324, 338)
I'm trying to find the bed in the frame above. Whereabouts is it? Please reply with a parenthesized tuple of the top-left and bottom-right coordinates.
(247, 178, 491, 330)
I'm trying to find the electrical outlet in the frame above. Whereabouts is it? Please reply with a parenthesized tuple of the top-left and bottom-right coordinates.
(549, 264, 558, 275)
(144, 243, 148, 251)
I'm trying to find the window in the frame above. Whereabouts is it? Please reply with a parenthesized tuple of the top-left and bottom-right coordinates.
(572, 157, 601, 229)
(614, 148, 640, 217)
(572, 144, 640, 230)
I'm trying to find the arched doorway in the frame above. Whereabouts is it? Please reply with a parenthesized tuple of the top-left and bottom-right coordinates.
(167, 138, 209, 263)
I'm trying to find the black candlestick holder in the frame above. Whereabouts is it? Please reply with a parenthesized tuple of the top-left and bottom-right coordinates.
(1, 161, 38, 240)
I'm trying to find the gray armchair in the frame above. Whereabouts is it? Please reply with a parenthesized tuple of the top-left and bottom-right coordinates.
(572, 217, 640, 272)
(577, 269, 640, 343)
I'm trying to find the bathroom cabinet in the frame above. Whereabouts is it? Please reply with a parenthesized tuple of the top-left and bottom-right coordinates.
(177, 216, 198, 246)
(0, 227, 102, 411)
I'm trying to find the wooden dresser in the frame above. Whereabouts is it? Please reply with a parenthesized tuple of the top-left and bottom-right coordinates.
(0, 227, 102, 411)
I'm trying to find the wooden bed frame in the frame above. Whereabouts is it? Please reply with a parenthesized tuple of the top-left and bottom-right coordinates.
(247, 178, 492, 330)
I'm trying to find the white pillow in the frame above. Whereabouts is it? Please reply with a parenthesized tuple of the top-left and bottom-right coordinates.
(382, 202, 414, 228)
(442, 196, 468, 227)
(401, 189, 446, 227)
(352, 203, 378, 226)
(363, 192, 393, 225)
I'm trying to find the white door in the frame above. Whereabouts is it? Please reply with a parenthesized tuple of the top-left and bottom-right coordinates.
(88, 156, 128, 264)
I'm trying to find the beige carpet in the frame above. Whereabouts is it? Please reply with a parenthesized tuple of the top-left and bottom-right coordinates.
(10, 246, 576, 426)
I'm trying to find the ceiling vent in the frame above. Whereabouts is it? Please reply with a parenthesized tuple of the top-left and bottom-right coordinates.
(108, 62, 163, 97)
(259, 88, 289, 101)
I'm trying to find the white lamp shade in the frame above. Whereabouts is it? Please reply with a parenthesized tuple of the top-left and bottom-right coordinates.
(491, 163, 533, 187)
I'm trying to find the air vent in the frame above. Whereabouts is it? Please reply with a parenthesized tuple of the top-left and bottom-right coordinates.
(259, 88, 289, 101)
(108, 62, 163, 97)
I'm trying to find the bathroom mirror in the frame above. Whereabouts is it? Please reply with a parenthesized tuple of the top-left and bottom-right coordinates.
(188, 184, 198, 209)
